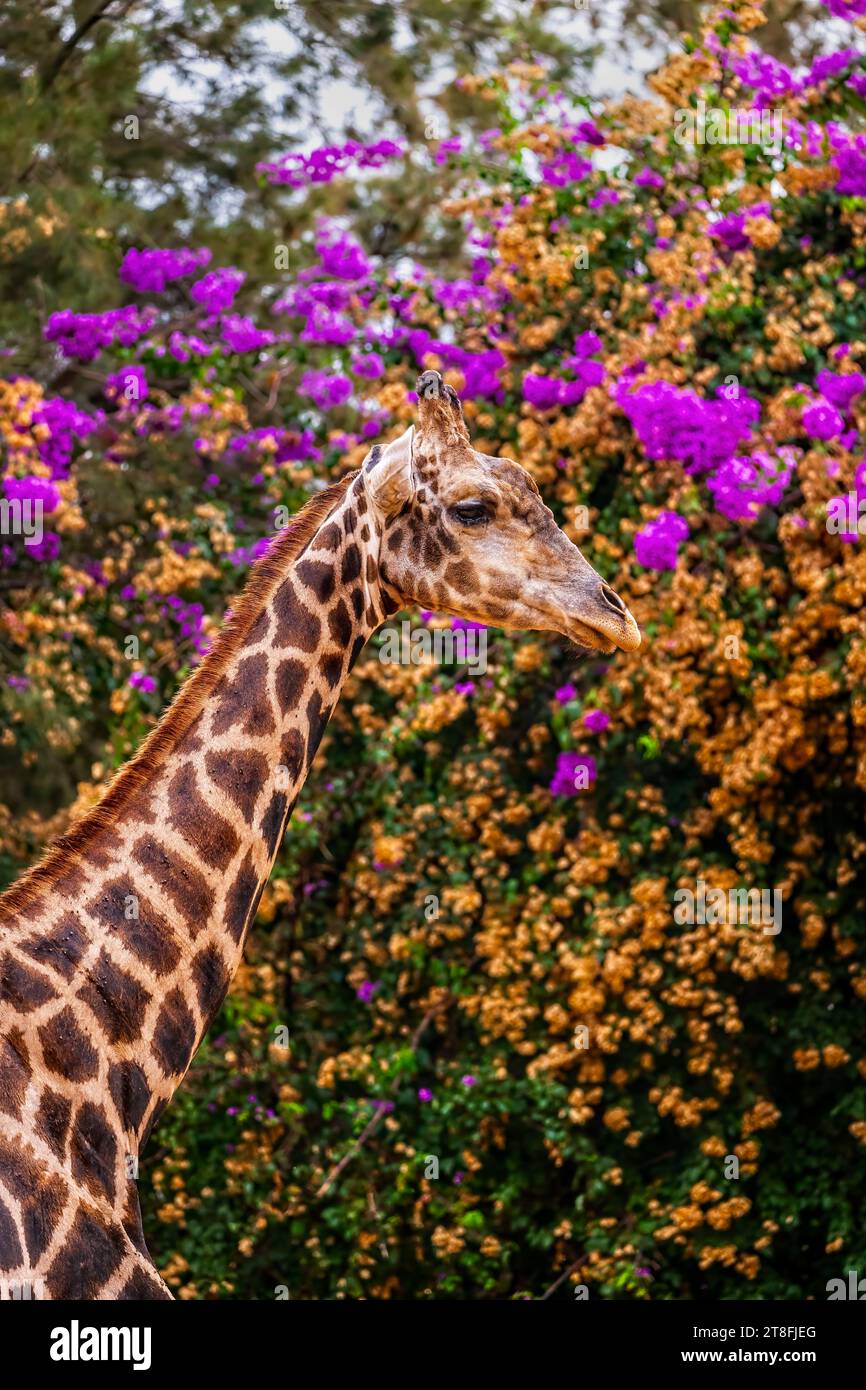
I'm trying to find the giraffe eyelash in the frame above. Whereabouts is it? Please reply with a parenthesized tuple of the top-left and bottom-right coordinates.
(449, 500, 491, 526)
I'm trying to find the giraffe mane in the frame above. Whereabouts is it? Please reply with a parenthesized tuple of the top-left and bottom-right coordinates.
(0, 470, 359, 922)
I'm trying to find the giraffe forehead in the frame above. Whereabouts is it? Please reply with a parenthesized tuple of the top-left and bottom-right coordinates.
(415, 443, 540, 506)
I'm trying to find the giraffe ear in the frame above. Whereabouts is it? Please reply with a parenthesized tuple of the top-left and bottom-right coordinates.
(363, 425, 416, 518)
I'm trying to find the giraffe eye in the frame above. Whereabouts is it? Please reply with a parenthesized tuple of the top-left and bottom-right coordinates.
(450, 500, 490, 527)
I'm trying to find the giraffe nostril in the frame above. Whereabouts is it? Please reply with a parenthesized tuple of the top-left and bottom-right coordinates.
(600, 583, 626, 614)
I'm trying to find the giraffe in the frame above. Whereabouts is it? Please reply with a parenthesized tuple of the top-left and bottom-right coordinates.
(0, 370, 640, 1300)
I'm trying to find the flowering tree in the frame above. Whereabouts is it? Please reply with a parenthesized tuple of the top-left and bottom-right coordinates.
(2, 0, 866, 1299)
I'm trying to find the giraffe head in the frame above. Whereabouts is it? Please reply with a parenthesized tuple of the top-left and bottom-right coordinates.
(363, 370, 641, 654)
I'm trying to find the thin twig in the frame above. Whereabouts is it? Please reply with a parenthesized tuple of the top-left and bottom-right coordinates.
(313, 999, 450, 1199)
(540, 1254, 586, 1301)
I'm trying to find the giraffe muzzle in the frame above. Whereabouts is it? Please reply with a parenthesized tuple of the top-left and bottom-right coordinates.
(555, 578, 641, 655)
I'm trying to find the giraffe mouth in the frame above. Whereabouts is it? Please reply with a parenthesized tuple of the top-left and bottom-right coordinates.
(566, 620, 620, 655)
(565, 611, 641, 655)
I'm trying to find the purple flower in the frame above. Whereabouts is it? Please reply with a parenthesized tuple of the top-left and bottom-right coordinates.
(4, 476, 61, 513)
(618, 380, 760, 473)
(522, 372, 561, 408)
(588, 188, 619, 208)
(256, 139, 403, 189)
(634, 167, 664, 189)
(315, 230, 373, 282)
(730, 50, 797, 102)
(300, 305, 355, 346)
(555, 683, 578, 704)
(583, 709, 610, 733)
(129, 671, 157, 694)
(105, 365, 148, 404)
(451, 617, 486, 632)
(351, 351, 385, 379)
(221, 315, 275, 353)
(44, 306, 156, 362)
(461, 1074, 476, 1087)
(298, 369, 352, 410)
(807, 48, 860, 86)
(23, 532, 61, 563)
(549, 751, 597, 797)
(572, 331, 603, 359)
(832, 133, 866, 195)
(434, 137, 463, 165)
(119, 246, 211, 294)
(540, 152, 592, 187)
(816, 369, 865, 411)
(708, 203, 772, 253)
(356, 980, 381, 1003)
(191, 267, 245, 315)
(418, 1088, 433, 1102)
(634, 511, 690, 571)
(802, 400, 844, 441)
(706, 450, 795, 521)
(823, 0, 866, 17)
(454, 681, 475, 696)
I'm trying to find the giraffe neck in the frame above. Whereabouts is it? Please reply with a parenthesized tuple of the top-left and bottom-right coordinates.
(0, 471, 393, 1172)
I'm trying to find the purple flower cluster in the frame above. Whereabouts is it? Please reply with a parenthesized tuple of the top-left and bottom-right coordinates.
(815, 369, 865, 411)
(256, 139, 404, 188)
(729, 50, 798, 102)
(396, 330, 506, 401)
(120, 246, 211, 294)
(129, 670, 157, 694)
(802, 399, 844, 441)
(300, 305, 355, 346)
(618, 380, 760, 475)
(105, 364, 149, 405)
(190, 267, 245, 316)
(225, 427, 321, 465)
(350, 352, 385, 380)
(807, 48, 861, 86)
(634, 511, 690, 571)
(634, 167, 665, 190)
(31, 397, 100, 478)
(315, 231, 373, 283)
(434, 137, 463, 165)
(4, 475, 61, 512)
(298, 369, 353, 411)
(709, 203, 773, 253)
(549, 751, 597, 797)
(823, 0, 866, 17)
(220, 315, 275, 354)
(523, 332, 605, 409)
(706, 450, 795, 522)
(44, 306, 157, 362)
(541, 151, 592, 187)
(832, 134, 866, 195)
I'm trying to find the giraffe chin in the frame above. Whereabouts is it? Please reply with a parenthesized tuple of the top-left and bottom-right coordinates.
(565, 624, 618, 656)
(564, 617, 640, 655)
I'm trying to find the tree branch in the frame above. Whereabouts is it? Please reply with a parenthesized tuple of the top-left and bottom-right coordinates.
(39, 0, 133, 94)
